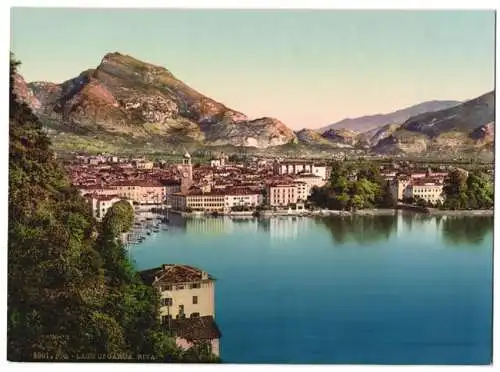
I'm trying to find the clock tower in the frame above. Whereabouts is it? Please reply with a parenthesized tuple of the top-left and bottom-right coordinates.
(179, 151, 193, 194)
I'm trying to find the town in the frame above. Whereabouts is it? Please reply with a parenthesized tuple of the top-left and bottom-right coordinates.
(67, 151, 488, 219)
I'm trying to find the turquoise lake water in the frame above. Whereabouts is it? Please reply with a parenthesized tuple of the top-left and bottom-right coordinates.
(130, 213, 493, 364)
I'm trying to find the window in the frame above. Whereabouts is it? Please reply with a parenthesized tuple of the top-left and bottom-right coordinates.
(161, 298, 173, 306)
(192, 296, 198, 304)
(177, 304, 185, 319)
(190, 312, 200, 318)
(161, 315, 172, 324)
(190, 283, 201, 289)
(176, 285, 185, 290)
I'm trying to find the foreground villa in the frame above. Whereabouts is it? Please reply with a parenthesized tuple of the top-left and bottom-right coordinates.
(139, 264, 221, 356)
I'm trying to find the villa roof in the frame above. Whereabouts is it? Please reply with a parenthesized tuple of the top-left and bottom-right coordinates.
(163, 316, 221, 341)
(139, 264, 214, 285)
(412, 178, 444, 186)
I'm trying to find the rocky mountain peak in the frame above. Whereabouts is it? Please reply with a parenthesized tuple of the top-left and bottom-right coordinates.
(22, 53, 297, 149)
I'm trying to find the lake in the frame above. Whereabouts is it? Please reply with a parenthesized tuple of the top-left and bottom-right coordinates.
(130, 213, 493, 364)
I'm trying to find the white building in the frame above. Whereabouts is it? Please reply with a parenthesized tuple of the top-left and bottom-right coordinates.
(139, 264, 220, 356)
(311, 165, 328, 181)
(294, 174, 326, 196)
(224, 190, 262, 210)
(267, 184, 299, 207)
(210, 159, 222, 167)
(293, 181, 308, 202)
(274, 161, 328, 180)
(403, 178, 445, 205)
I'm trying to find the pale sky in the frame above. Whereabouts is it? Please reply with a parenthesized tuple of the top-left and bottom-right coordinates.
(10, 9, 495, 129)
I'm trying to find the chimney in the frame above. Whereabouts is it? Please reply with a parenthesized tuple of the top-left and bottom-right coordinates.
(201, 271, 208, 280)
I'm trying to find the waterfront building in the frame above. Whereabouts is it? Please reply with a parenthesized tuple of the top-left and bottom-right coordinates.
(139, 264, 220, 356)
(170, 188, 262, 212)
(267, 183, 299, 207)
(403, 178, 445, 205)
(293, 174, 326, 197)
(224, 189, 262, 210)
(293, 181, 308, 202)
(170, 190, 225, 212)
(111, 180, 166, 205)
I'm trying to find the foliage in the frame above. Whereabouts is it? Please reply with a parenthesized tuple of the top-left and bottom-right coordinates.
(442, 170, 494, 210)
(101, 200, 134, 236)
(309, 162, 388, 210)
(8, 55, 219, 363)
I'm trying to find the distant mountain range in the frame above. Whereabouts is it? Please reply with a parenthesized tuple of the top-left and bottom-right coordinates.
(319, 100, 461, 133)
(13, 52, 494, 157)
(372, 91, 495, 155)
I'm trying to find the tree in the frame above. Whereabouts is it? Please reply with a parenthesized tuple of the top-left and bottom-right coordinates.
(8, 54, 105, 360)
(380, 181, 397, 208)
(101, 200, 134, 237)
(8, 55, 219, 363)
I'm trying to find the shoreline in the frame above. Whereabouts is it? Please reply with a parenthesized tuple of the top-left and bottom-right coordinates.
(168, 208, 493, 218)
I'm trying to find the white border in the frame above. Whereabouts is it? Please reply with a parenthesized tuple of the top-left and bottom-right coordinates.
(1, 1, 498, 372)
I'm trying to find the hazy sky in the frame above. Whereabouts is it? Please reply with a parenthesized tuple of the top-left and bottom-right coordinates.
(10, 8, 495, 129)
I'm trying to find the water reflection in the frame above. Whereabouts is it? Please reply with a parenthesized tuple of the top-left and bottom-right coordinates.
(317, 215, 398, 245)
(174, 216, 259, 236)
(441, 216, 494, 246)
(168, 213, 493, 247)
(268, 216, 315, 241)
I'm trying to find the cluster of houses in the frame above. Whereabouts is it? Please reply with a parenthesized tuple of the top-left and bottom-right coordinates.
(68, 153, 331, 217)
(66, 152, 473, 218)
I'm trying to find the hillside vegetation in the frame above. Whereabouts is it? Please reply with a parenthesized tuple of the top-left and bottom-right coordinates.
(8, 55, 218, 362)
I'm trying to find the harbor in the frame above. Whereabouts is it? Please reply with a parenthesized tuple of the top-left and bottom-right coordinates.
(123, 207, 172, 248)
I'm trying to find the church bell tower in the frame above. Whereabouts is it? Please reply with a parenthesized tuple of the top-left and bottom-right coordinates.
(179, 152, 193, 194)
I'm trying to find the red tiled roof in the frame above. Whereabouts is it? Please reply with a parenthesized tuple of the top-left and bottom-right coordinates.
(411, 178, 444, 186)
(139, 264, 214, 285)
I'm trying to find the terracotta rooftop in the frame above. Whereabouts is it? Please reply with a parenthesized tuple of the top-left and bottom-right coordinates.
(163, 316, 221, 341)
(139, 264, 214, 285)
(412, 178, 444, 186)
(86, 194, 121, 201)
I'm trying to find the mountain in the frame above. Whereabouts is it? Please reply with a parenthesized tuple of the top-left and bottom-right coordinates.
(321, 128, 358, 147)
(295, 128, 332, 145)
(22, 52, 297, 150)
(357, 123, 402, 147)
(320, 100, 461, 133)
(372, 91, 495, 156)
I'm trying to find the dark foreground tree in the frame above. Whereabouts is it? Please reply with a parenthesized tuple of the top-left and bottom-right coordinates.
(8, 55, 219, 363)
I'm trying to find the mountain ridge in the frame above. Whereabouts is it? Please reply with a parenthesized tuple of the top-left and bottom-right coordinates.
(22, 52, 296, 149)
(14, 52, 494, 157)
(372, 90, 495, 155)
(319, 100, 462, 133)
